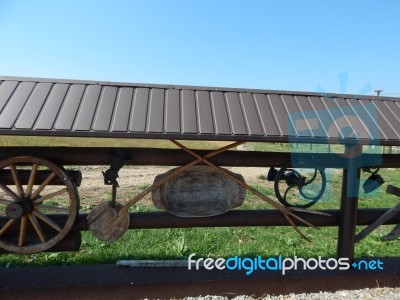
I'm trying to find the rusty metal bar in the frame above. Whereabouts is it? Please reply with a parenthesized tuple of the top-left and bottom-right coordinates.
(337, 145, 363, 262)
(2, 209, 399, 232)
(0, 170, 82, 187)
(123, 209, 400, 230)
(0, 147, 293, 167)
(0, 147, 398, 168)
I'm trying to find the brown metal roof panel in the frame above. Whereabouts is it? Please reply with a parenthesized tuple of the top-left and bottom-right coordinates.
(164, 89, 180, 133)
(14, 82, 53, 129)
(293, 96, 327, 138)
(343, 98, 379, 140)
(3, 75, 398, 101)
(373, 100, 400, 133)
(110, 87, 134, 132)
(318, 96, 355, 140)
(54, 84, 85, 130)
(4, 76, 400, 144)
(181, 90, 198, 134)
(361, 99, 399, 140)
(147, 88, 165, 133)
(73, 85, 102, 131)
(332, 97, 367, 140)
(210, 91, 231, 135)
(34, 83, 69, 130)
(383, 101, 400, 133)
(375, 100, 400, 139)
(0, 82, 35, 129)
(352, 98, 392, 140)
(196, 91, 214, 134)
(92, 86, 118, 131)
(267, 94, 296, 137)
(0, 81, 19, 113)
(308, 96, 342, 139)
(225, 92, 247, 135)
(280, 95, 312, 137)
(130, 88, 149, 132)
(239, 93, 263, 135)
(252, 93, 280, 136)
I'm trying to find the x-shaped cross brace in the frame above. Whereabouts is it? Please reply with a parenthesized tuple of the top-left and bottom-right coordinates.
(88, 140, 329, 242)
(170, 140, 330, 241)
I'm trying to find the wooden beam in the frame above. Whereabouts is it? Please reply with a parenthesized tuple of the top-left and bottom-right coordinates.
(2, 209, 400, 232)
(1, 147, 398, 168)
(0, 170, 82, 187)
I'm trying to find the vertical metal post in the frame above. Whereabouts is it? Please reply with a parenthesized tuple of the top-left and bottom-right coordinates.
(337, 144, 362, 262)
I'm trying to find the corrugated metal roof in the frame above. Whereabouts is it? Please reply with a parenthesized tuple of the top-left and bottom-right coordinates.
(1, 76, 400, 145)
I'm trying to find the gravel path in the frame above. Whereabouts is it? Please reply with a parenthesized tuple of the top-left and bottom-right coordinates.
(184, 288, 400, 300)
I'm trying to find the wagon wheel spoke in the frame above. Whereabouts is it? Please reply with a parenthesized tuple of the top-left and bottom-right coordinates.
(0, 219, 16, 236)
(33, 188, 68, 205)
(31, 172, 56, 199)
(0, 198, 13, 205)
(10, 165, 24, 196)
(36, 205, 70, 213)
(18, 216, 27, 247)
(0, 183, 18, 200)
(26, 163, 38, 197)
(28, 214, 46, 243)
(32, 211, 62, 232)
(0, 156, 79, 254)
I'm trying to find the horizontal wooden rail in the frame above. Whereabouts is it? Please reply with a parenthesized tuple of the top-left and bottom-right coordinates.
(1, 209, 399, 232)
(0, 170, 82, 186)
(0, 231, 81, 253)
(1, 209, 398, 253)
(0, 147, 399, 168)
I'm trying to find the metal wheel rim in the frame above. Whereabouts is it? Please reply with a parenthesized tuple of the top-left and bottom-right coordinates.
(274, 162, 325, 208)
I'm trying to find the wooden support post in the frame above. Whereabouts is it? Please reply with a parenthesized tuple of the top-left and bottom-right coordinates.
(337, 145, 362, 262)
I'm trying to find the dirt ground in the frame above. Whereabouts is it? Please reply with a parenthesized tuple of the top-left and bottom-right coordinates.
(76, 165, 269, 207)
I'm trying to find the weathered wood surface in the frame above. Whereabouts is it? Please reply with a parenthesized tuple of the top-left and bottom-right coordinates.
(152, 165, 246, 217)
(87, 202, 130, 242)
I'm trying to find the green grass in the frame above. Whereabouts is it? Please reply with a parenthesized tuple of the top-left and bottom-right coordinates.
(243, 142, 348, 153)
(1, 221, 398, 268)
(244, 142, 384, 155)
(1, 172, 399, 267)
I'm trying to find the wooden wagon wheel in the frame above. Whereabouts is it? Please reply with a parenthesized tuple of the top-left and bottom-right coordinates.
(0, 156, 79, 254)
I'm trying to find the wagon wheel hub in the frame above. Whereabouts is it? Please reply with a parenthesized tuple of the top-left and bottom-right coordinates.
(6, 197, 34, 219)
